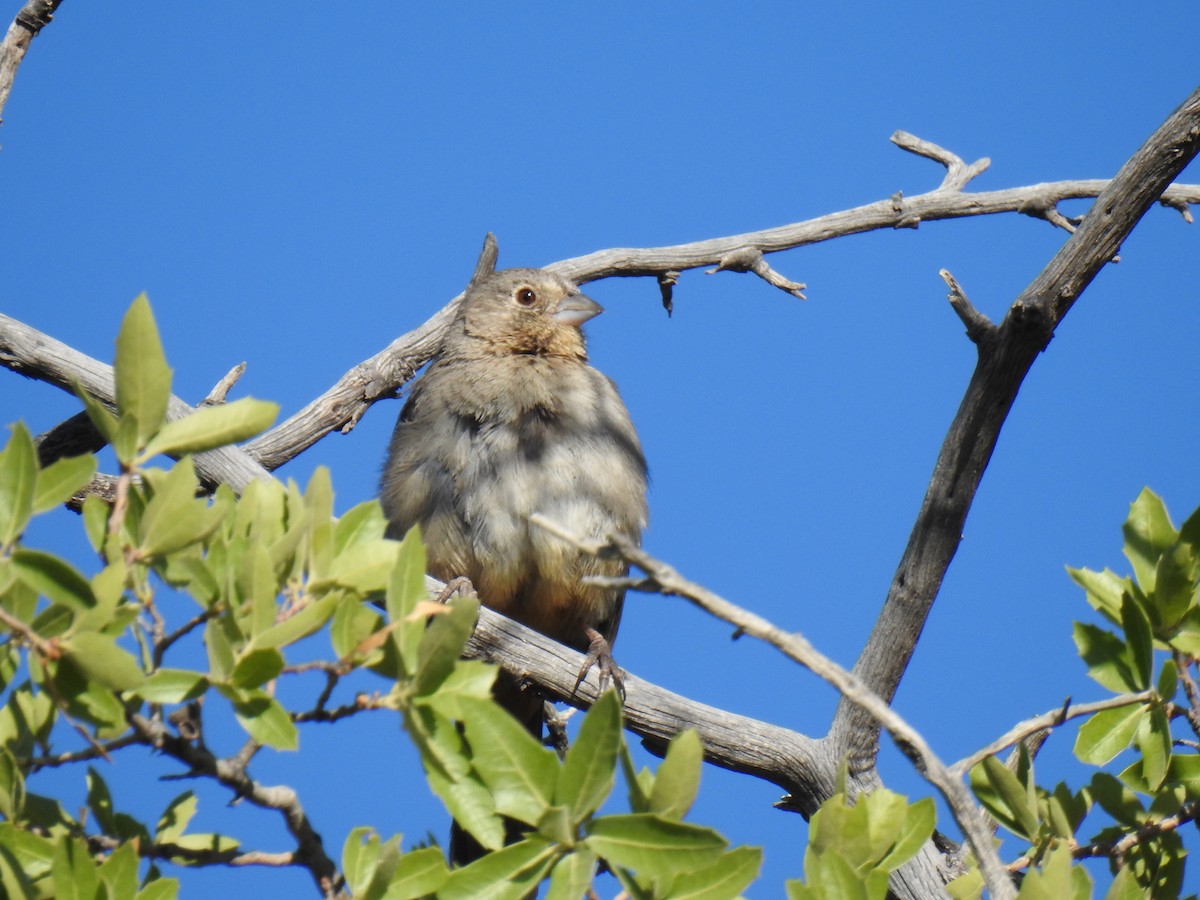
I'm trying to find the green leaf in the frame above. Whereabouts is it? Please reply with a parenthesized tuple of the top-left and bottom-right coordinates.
(970, 756, 1038, 841)
(1015, 841, 1090, 900)
(1123, 489, 1177, 592)
(236, 544, 278, 637)
(32, 453, 97, 514)
(619, 742, 652, 814)
(342, 827, 382, 896)
(647, 728, 703, 821)
(1151, 541, 1199, 629)
(1167, 608, 1200, 656)
(137, 669, 208, 704)
(659, 845, 763, 900)
(86, 766, 117, 834)
(141, 398, 279, 460)
(322, 538, 399, 594)
(1119, 594, 1153, 691)
(334, 499, 389, 555)
(0, 423, 37, 547)
(136, 878, 181, 900)
(138, 458, 225, 558)
(50, 657, 127, 736)
(229, 690, 298, 750)
(161, 833, 240, 862)
(81, 495, 110, 553)
(155, 791, 198, 842)
(1068, 566, 1131, 625)
(73, 384, 120, 453)
(1103, 864, 1145, 900)
(387, 526, 428, 677)
(0, 821, 55, 886)
(385, 846, 451, 899)
(415, 660, 496, 721)
(404, 704, 503, 852)
(1087, 773, 1145, 826)
(945, 867, 984, 900)
(800, 846, 873, 900)
(252, 592, 339, 650)
(205, 618, 236, 681)
(344, 829, 401, 900)
(462, 697, 558, 826)
(97, 841, 139, 899)
(11, 549, 96, 609)
(115, 293, 173, 448)
(230, 647, 285, 689)
(110, 408, 141, 465)
(1074, 704, 1146, 765)
(0, 748, 26, 819)
(876, 796, 935, 872)
(439, 837, 559, 900)
(331, 595, 381, 661)
(51, 836, 100, 900)
(585, 814, 726, 876)
(413, 594, 479, 696)
(1073, 622, 1141, 693)
(536, 804, 574, 845)
(1156, 657, 1178, 702)
(1134, 705, 1171, 790)
(545, 846, 598, 900)
(304, 467, 335, 577)
(61, 631, 144, 691)
(557, 689, 621, 823)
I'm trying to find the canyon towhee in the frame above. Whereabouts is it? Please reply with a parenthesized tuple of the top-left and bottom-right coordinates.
(380, 237, 648, 861)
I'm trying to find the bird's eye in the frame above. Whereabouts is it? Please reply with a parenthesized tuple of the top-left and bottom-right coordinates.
(515, 287, 537, 306)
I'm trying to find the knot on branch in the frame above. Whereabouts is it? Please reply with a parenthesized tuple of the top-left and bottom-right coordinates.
(15, 0, 59, 34)
(706, 247, 806, 299)
(657, 270, 680, 316)
(1159, 195, 1195, 223)
(1017, 198, 1079, 233)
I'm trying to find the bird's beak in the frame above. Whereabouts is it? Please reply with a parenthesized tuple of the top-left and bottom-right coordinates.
(552, 292, 603, 328)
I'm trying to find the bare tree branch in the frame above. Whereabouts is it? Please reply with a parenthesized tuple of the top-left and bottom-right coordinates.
(830, 87, 1200, 777)
(127, 712, 344, 899)
(0, 0, 61, 124)
(527, 517, 1014, 900)
(7, 149, 1197, 489)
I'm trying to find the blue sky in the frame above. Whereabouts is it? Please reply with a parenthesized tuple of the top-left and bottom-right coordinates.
(3, 2, 1200, 895)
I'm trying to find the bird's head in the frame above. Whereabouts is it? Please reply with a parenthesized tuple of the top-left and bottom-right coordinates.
(452, 268, 603, 360)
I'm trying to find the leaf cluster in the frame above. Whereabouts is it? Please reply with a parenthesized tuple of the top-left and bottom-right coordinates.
(0, 296, 764, 897)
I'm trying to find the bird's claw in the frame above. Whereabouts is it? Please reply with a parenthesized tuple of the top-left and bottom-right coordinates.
(574, 627, 626, 701)
(434, 576, 476, 604)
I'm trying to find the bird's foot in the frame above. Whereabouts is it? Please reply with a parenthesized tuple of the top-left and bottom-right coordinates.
(434, 576, 476, 604)
(574, 627, 626, 701)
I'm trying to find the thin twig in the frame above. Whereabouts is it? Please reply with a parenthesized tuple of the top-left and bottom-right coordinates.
(25, 733, 140, 771)
(87, 831, 301, 868)
(939, 268, 994, 344)
(204, 362, 248, 405)
(706, 246, 807, 299)
(155, 608, 220, 667)
(532, 514, 1016, 900)
(0, 606, 58, 658)
(952, 691, 1156, 776)
(127, 713, 344, 898)
(890, 131, 991, 192)
(1173, 651, 1200, 742)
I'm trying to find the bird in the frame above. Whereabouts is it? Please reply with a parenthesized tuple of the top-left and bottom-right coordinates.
(379, 236, 648, 862)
